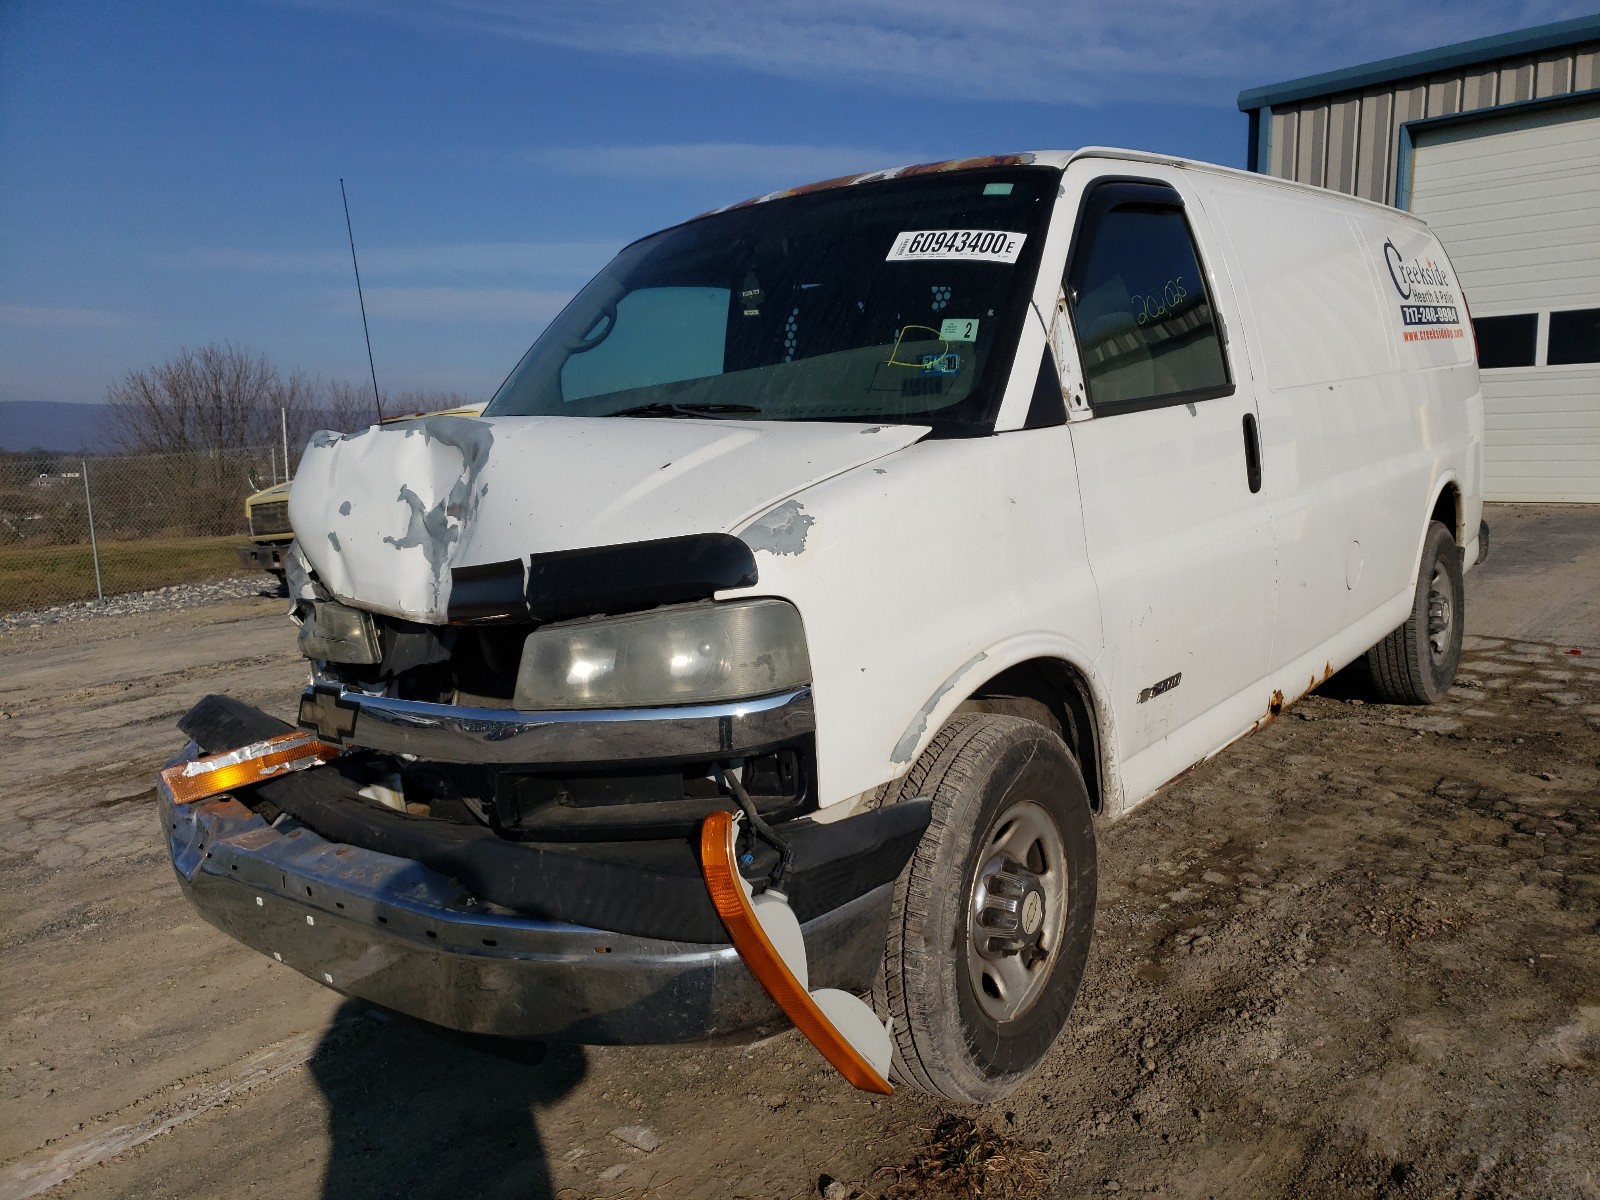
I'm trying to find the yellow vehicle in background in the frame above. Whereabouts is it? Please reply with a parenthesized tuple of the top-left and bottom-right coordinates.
(237, 480, 294, 581)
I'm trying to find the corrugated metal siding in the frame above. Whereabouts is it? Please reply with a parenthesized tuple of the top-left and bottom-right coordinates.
(1296, 105, 1328, 187)
(1502, 59, 1535, 104)
(1462, 66, 1498, 109)
(1578, 51, 1599, 90)
(1354, 89, 1394, 200)
(1269, 108, 1298, 178)
(1325, 97, 1360, 193)
(1427, 75, 1462, 115)
(1261, 40, 1600, 205)
(1535, 54, 1572, 95)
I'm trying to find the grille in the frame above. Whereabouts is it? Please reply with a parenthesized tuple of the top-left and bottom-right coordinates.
(249, 500, 291, 537)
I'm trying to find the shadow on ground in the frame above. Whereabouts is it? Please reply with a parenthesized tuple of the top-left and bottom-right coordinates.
(1314, 659, 1382, 702)
(311, 1002, 586, 1200)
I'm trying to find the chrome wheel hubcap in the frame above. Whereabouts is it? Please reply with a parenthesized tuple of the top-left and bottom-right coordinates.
(966, 800, 1068, 1023)
(1427, 562, 1454, 660)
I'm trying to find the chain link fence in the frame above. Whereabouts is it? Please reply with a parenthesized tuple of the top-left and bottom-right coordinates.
(0, 447, 289, 614)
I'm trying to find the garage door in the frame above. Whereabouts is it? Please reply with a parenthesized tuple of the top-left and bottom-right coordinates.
(1409, 98, 1600, 502)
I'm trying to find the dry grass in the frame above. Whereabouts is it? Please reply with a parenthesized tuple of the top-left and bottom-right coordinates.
(871, 1117, 1051, 1199)
(0, 535, 252, 612)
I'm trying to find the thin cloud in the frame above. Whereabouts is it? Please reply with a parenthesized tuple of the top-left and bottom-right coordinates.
(348, 286, 573, 323)
(0, 305, 137, 329)
(517, 143, 921, 184)
(173, 248, 347, 274)
(168, 241, 616, 278)
(300, 0, 1598, 105)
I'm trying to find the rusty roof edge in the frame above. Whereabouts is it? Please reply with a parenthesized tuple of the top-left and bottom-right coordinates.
(656, 143, 1416, 245)
(689, 152, 1058, 220)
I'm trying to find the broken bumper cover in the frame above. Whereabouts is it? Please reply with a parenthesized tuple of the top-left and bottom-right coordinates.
(161, 783, 897, 1043)
(297, 683, 815, 766)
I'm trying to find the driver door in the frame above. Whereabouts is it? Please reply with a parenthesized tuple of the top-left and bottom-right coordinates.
(1057, 169, 1277, 789)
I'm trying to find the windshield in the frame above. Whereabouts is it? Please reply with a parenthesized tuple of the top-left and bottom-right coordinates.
(484, 166, 1059, 434)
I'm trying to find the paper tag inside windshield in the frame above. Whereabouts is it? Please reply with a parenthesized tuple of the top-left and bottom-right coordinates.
(887, 230, 1026, 264)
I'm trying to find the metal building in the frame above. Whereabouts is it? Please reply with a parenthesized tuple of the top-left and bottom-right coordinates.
(1239, 16, 1600, 502)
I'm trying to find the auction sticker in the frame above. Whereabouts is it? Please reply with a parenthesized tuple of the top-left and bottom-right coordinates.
(886, 230, 1026, 264)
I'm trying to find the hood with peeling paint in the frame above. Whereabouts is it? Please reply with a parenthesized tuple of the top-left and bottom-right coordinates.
(289, 413, 927, 621)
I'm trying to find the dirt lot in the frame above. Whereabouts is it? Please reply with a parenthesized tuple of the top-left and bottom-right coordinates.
(2, 505, 1597, 1200)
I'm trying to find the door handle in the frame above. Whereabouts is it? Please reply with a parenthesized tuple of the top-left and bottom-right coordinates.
(1242, 413, 1262, 494)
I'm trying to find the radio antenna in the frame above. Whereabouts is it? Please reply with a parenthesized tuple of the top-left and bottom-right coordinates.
(339, 178, 385, 422)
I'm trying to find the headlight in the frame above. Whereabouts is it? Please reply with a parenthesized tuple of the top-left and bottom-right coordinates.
(298, 600, 381, 664)
(514, 599, 811, 710)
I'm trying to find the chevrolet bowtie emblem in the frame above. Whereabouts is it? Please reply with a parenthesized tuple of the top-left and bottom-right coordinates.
(299, 684, 359, 743)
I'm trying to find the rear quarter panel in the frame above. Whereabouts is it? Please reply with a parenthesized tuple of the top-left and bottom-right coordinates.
(1196, 171, 1481, 673)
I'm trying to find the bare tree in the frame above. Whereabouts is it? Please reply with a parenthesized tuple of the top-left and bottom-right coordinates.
(106, 342, 311, 457)
(321, 379, 384, 434)
(107, 346, 482, 476)
(313, 384, 478, 433)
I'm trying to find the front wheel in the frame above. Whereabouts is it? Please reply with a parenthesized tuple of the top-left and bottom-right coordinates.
(874, 713, 1096, 1103)
(1366, 519, 1464, 704)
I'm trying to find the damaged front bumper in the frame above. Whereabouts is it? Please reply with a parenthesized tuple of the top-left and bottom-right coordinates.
(161, 780, 897, 1043)
(297, 682, 815, 765)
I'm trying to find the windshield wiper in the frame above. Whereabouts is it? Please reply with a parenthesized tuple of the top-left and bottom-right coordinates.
(608, 402, 763, 419)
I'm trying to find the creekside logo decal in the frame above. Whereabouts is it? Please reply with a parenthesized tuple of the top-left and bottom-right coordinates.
(1383, 239, 1465, 342)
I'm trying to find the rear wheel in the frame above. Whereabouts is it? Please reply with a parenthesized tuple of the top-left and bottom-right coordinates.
(874, 713, 1096, 1103)
(1366, 520, 1463, 704)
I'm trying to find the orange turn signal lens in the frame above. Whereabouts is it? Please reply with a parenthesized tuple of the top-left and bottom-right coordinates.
(698, 810, 893, 1095)
(160, 732, 342, 805)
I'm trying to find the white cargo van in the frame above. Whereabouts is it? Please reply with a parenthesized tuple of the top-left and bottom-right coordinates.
(161, 149, 1485, 1103)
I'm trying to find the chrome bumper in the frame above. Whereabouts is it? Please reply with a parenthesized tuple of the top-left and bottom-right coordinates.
(161, 782, 888, 1043)
(297, 683, 814, 765)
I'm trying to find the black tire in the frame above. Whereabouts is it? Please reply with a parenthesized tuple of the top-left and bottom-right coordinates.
(873, 713, 1096, 1104)
(1366, 520, 1464, 704)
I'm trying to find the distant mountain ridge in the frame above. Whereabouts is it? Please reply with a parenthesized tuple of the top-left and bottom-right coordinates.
(0, 401, 116, 453)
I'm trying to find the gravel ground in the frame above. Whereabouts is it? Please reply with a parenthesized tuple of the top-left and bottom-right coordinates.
(0, 574, 281, 632)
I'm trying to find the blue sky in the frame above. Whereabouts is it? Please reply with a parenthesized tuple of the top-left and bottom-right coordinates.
(0, 0, 1582, 406)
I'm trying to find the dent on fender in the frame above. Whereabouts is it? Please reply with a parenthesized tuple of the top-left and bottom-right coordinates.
(385, 483, 455, 555)
(891, 652, 990, 764)
(292, 414, 495, 620)
(392, 417, 496, 613)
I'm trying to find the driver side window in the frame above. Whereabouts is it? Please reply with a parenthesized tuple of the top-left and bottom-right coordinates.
(1067, 185, 1230, 409)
